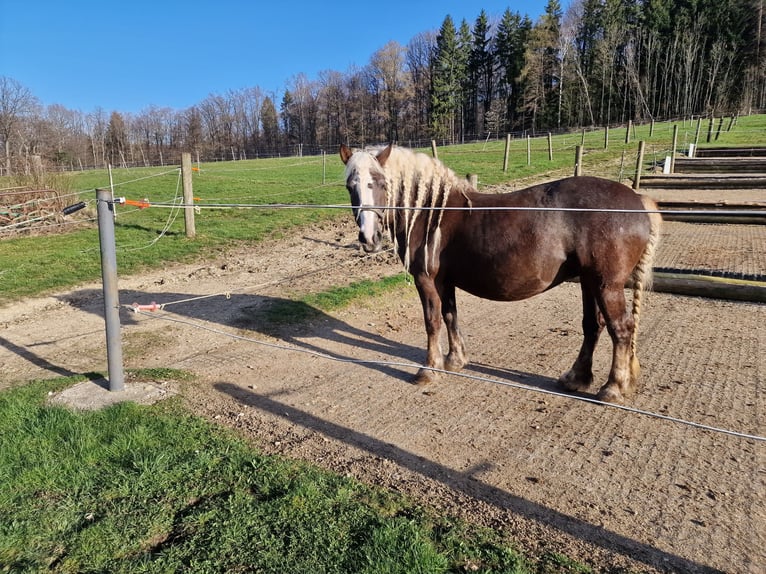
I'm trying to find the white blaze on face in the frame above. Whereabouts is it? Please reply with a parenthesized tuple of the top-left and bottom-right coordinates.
(358, 171, 378, 246)
(346, 153, 382, 250)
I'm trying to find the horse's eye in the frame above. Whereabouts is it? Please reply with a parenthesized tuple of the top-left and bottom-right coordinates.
(367, 183, 373, 189)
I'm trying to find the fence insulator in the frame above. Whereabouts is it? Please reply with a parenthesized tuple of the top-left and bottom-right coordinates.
(125, 198, 151, 209)
(131, 301, 161, 312)
(62, 201, 87, 215)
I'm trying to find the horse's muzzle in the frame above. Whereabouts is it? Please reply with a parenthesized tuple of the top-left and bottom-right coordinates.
(358, 230, 382, 253)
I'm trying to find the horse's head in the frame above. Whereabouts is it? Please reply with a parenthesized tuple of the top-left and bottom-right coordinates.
(339, 144, 392, 253)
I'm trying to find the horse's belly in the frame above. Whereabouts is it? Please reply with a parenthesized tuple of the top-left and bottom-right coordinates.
(450, 250, 573, 302)
(456, 274, 554, 302)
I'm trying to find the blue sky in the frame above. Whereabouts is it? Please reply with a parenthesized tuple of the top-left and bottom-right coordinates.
(0, 1, 547, 114)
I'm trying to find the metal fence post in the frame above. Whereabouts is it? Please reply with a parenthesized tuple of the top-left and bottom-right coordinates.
(96, 188, 125, 392)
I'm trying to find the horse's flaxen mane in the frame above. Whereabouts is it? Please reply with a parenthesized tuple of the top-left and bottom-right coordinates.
(382, 146, 470, 273)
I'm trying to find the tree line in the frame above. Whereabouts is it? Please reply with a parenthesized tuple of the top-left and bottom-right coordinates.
(1, 0, 764, 174)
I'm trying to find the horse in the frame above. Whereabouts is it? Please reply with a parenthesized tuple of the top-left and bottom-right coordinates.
(339, 144, 662, 404)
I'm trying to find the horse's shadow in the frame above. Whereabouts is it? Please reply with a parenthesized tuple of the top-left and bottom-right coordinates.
(51, 286, 562, 393)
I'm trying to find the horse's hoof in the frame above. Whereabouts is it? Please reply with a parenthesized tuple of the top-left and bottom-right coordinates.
(413, 368, 437, 386)
(596, 385, 625, 404)
(558, 369, 592, 392)
(444, 354, 468, 372)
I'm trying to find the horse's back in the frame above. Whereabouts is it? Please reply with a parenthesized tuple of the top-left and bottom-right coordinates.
(443, 176, 655, 298)
(494, 176, 644, 210)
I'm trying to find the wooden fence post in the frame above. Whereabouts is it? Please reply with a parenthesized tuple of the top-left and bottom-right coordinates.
(574, 145, 583, 176)
(670, 125, 678, 174)
(431, 140, 438, 159)
(694, 117, 702, 149)
(503, 134, 511, 172)
(633, 140, 646, 190)
(547, 133, 553, 161)
(604, 125, 609, 149)
(707, 116, 715, 142)
(181, 152, 196, 239)
(625, 120, 632, 144)
(526, 135, 531, 165)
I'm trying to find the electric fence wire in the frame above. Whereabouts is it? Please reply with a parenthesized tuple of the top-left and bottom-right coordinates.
(115, 169, 185, 252)
(128, 306, 765, 443)
(0, 167, 182, 235)
(138, 200, 766, 218)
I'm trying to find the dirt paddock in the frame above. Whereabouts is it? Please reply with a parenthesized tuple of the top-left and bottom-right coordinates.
(1, 214, 764, 574)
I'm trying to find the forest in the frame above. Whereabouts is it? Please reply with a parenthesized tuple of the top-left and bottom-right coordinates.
(1, 0, 764, 173)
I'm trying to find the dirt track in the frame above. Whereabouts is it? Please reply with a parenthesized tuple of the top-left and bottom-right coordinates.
(1, 217, 764, 574)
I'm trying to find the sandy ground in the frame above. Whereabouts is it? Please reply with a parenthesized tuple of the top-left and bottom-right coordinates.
(1, 214, 764, 574)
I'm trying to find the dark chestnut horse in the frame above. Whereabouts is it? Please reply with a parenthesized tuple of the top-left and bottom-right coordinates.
(340, 144, 661, 404)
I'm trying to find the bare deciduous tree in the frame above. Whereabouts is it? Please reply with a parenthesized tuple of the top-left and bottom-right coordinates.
(0, 76, 40, 175)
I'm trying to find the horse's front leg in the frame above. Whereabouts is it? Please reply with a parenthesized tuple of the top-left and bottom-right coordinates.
(441, 282, 468, 372)
(413, 276, 444, 385)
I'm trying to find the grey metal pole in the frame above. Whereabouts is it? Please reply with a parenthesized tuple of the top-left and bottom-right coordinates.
(96, 188, 125, 392)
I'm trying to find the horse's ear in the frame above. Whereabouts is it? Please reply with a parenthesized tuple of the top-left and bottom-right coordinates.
(339, 144, 353, 165)
(376, 144, 393, 167)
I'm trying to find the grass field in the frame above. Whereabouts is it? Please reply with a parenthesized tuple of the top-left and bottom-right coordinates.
(0, 374, 592, 574)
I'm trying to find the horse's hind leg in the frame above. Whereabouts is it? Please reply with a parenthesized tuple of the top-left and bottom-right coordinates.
(441, 283, 468, 372)
(595, 283, 635, 404)
(559, 282, 603, 392)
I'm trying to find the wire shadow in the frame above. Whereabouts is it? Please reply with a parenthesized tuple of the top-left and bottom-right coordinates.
(214, 382, 724, 574)
(0, 335, 81, 379)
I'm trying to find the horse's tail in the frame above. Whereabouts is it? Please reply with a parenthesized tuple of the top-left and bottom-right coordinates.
(629, 196, 662, 379)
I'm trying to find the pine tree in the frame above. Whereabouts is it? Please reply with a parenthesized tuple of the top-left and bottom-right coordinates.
(430, 15, 469, 142)
(494, 9, 532, 132)
(468, 10, 495, 137)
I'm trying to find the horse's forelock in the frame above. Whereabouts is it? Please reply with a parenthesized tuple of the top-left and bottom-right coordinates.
(344, 147, 385, 183)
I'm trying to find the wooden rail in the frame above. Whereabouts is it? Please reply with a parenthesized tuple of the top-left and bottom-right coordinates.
(673, 157, 766, 174)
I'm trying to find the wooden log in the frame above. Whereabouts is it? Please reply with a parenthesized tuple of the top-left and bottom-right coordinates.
(570, 273, 766, 302)
(694, 147, 766, 158)
(672, 157, 766, 173)
(637, 173, 766, 189)
(651, 272, 766, 303)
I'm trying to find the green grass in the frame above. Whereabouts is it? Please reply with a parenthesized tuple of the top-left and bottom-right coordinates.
(0, 373, 555, 573)
(260, 273, 411, 328)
